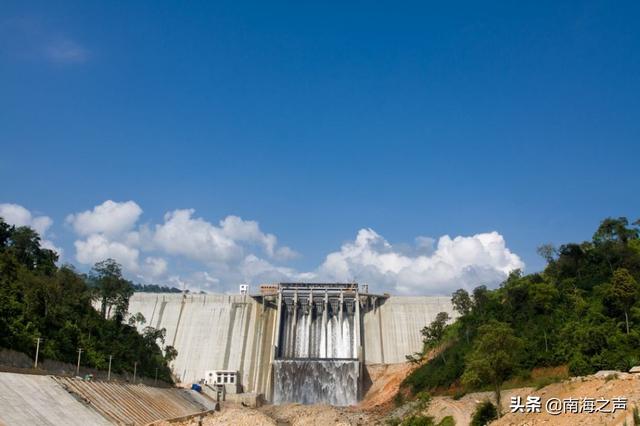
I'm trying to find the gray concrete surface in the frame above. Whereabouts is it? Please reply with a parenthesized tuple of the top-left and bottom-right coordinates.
(126, 291, 454, 397)
(0, 372, 111, 426)
(362, 296, 455, 364)
(127, 293, 276, 395)
(54, 376, 211, 424)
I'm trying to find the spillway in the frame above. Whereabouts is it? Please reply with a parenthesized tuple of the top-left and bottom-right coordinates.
(272, 283, 360, 405)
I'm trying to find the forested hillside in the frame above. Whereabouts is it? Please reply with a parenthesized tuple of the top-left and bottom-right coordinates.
(404, 217, 640, 403)
(0, 218, 176, 382)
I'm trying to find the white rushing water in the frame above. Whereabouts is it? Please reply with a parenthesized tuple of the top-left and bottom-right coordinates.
(279, 303, 356, 359)
(273, 359, 359, 406)
(275, 299, 359, 405)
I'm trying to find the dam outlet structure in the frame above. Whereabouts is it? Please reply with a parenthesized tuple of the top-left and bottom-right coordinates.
(124, 283, 455, 405)
(272, 283, 360, 405)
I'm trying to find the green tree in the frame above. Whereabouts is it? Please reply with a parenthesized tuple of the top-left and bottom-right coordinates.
(609, 268, 639, 334)
(529, 281, 559, 351)
(421, 312, 450, 348)
(593, 217, 638, 244)
(90, 259, 134, 322)
(536, 243, 556, 264)
(420, 312, 451, 363)
(0, 218, 175, 384)
(451, 289, 472, 316)
(472, 285, 489, 315)
(164, 345, 178, 363)
(452, 288, 473, 343)
(9, 226, 58, 273)
(462, 320, 522, 417)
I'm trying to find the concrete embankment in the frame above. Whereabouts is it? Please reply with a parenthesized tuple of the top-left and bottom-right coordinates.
(0, 372, 216, 426)
(0, 373, 111, 426)
(55, 376, 215, 424)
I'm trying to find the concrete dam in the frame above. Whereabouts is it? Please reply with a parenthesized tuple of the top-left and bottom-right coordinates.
(126, 283, 454, 405)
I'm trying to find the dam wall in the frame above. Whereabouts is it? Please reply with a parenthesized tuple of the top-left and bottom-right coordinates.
(362, 296, 455, 364)
(125, 288, 454, 399)
(127, 293, 276, 396)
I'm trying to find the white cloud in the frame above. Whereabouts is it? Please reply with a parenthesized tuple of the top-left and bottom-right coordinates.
(154, 209, 242, 264)
(66, 202, 297, 288)
(153, 210, 297, 264)
(316, 229, 524, 295)
(0, 203, 52, 235)
(221, 215, 276, 254)
(220, 215, 297, 259)
(0, 203, 62, 255)
(273, 246, 299, 261)
(142, 257, 168, 278)
(74, 234, 140, 271)
(240, 254, 315, 284)
(66, 200, 142, 236)
(63, 200, 524, 295)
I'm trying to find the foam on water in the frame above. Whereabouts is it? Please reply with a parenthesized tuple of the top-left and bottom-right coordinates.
(273, 359, 359, 406)
(275, 299, 359, 405)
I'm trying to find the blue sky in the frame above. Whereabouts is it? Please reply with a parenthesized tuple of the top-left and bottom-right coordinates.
(1, 1, 639, 294)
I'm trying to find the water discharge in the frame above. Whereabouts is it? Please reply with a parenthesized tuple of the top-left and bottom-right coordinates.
(274, 289, 359, 405)
(273, 359, 359, 406)
(278, 303, 356, 359)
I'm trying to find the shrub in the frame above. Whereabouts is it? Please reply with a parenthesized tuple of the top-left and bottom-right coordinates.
(470, 401, 497, 426)
(437, 416, 455, 426)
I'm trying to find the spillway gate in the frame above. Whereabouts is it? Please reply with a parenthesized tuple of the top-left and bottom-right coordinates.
(271, 283, 362, 406)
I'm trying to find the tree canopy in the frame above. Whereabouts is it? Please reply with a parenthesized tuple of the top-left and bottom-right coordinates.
(404, 216, 640, 397)
(0, 217, 175, 383)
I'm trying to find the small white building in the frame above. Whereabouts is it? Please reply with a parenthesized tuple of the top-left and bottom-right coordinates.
(204, 370, 240, 394)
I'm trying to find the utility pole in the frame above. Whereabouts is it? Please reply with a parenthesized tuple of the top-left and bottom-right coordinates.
(133, 361, 138, 383)
(76, 348, 83, 376)
(34, 337, 42, 369)
(107, 355, 113, 381)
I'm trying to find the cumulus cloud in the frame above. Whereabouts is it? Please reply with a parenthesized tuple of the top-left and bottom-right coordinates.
(0, 203, 52, 235)
(154, 209, 242, 263)
(67, 201, 297, 288)
(64, 200, 523, 295)
(0, 203, 62, 255)
(153, 210, 297, 264)
(138, 257, 168, 280)
(74, 234, 140, 271)
(240, 254, 315, 284)
(66, 200, 142, 236)
(316, 228, 524, 295)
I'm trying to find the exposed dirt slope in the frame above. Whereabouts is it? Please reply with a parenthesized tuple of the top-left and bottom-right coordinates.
(359, 363, 415, 410)
(492, 372, 640, 426)
(426, 372, 640, 426)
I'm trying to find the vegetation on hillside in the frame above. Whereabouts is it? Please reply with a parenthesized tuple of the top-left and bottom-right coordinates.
(404, 217, 640, 409)
(0, 218, 176, 382)
(132, 283, 183, 293)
